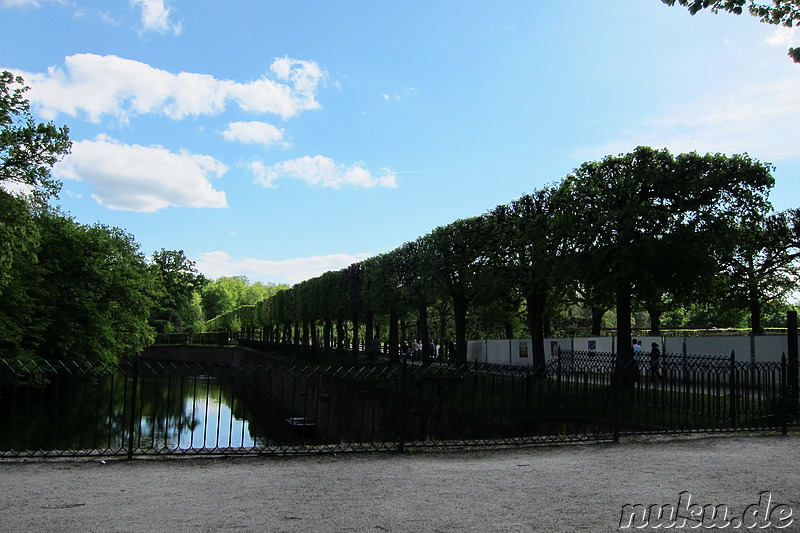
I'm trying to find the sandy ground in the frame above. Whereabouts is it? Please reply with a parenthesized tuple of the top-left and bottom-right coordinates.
(0, 432, 798, 532)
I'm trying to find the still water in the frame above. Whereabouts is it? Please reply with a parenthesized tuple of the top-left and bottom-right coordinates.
(134, 374, 268, 450)
(0, 363, 304, 453)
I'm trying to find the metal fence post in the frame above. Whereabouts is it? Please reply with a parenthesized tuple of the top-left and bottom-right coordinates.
(556, 351, 562, 408)
(729, 351, 737, 430)
(781, 353, 788, 436)
(126, 356, 139, 460)
(788, 311, 798, 401)
(398, 363, 408, 453)
(612, 372, 620, 443)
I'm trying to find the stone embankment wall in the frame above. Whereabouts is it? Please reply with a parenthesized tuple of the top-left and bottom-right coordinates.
(140, 345, 272, 366)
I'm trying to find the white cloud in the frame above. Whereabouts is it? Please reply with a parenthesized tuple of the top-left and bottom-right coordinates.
(10, 53, 324, 122)
(766, 26, 798, 49)
(576, 74, 800, 163)
(0, 181, 35, 197)
(131, 0, 182, 35)
(251, 155, 398, 189)
(221, 121, 286, 147)
(194, 251, 372, 285)
(53, 135, 228, 212)
(1, 0, 53, 7)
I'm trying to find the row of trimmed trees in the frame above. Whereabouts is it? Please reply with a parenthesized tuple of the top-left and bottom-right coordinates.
(210, 146, 800, 368)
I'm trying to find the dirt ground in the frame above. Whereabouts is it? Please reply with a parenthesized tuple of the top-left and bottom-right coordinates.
(0, 432, 798, 532)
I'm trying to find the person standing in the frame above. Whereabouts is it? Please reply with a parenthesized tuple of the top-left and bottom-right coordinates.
(650, 342, 661, 383)
(632, 339, 642, 357)
(632, 339, 643, 382)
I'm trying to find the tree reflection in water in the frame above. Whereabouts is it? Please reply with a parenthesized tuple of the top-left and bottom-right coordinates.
(0, 362, 293, 453)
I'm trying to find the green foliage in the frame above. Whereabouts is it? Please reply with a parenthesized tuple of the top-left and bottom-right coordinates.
(362, 251, 405, 315)
(419, 216, 495, 362)
(149, 249, 207, 333)
(0, 205, 157, 362)
(0, 191, 39, 358)
(561, 148, 772, 293)
(489, 187, 565, 363)
(34, 214, 157, 361)
(0, 71, 71, 204)
(660, 0, 800, 62)
(201, 276, 288, 321)
(1, 72, 158, 363)
(721, 208, 800, 333)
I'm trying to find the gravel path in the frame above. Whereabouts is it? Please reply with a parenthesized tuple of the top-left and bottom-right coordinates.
(0, 433, 798, 532)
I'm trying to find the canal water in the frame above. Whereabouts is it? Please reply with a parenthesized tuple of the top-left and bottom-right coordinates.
(0, 362, 306, 453)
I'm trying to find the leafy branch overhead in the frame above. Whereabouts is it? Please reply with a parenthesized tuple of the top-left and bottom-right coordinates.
(661, 0, 800, 62)
(0, 71, 71, 203)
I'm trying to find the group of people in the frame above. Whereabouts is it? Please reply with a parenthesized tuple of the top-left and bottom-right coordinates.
(368, 338, 455, 362)
(632, 338, 661, 382)
(401, 339, 424, 361)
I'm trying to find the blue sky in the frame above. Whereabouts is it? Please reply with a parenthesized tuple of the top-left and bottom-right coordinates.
(2, 0, 799, 285)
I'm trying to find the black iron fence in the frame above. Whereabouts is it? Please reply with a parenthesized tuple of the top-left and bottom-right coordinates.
(0, 350, 796, 458)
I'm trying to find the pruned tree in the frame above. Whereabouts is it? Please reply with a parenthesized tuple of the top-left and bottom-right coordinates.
(558, 147, 774, 380)
(419, 216, 493, 364)
(722, 207, 800, 334)
(489, 187, 563, 369)
(363, 251, 405, 361)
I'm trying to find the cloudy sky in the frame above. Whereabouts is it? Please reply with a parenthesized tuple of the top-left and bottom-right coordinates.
(2, 0, 799, 284)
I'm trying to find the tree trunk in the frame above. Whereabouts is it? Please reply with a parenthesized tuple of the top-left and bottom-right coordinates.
(615, 287, 635, 389)
(749, 288, 764, 335)
(647, 306, 662, 336)
(452, 292, 469, 365)
(336, 317, 345, 351)
(439, 306, 447, 360)
(365, 310, 374, 351)
(324, 318, 332, 352)
(418, 302, 431, 364)
(302, 320, 309, 348)
(310, 320, 318, 352)
(591, 307, 604, 336)
(400, 318, 408, 345)
(388, 309, 399, 363)
(351, 315, 360, 354)
(525, 291, 547, 372)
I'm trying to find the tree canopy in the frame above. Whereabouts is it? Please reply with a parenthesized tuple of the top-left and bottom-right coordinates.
(0, 203, 159, 363)
(211, 146, 796, 369)
(559, 147, 774, 360)
(0, 73, 158, 363)
(0, 71, 71, 204)
(660, 0, 800, 61)
(149, 249, 207, 334)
